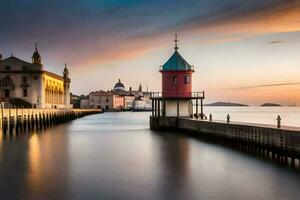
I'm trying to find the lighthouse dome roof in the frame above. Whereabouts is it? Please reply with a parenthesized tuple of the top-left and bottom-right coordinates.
(161, 50, 193, 71)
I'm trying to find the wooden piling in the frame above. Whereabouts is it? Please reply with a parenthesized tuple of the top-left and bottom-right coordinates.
(0, 108, 101, 135)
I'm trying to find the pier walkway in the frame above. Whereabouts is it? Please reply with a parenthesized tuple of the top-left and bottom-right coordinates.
(0, 108, 101, 134)
(150, 116, 300, 168)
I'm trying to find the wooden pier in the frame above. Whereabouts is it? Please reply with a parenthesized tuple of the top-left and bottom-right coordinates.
(0, 108, 101, 134)
(150, 116, 300, 168)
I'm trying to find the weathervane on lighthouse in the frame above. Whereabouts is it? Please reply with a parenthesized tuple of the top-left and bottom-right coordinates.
(174, 34, 179, 51)
(150, 35, 205, 120)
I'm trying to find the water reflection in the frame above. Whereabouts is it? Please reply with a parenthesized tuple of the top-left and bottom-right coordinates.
(0, 133, 29, 199)
(0, 112, 299, 200)
(27, 134, 42, 191)
(154, 132, 191, 199)
(0, 125, 71, 199)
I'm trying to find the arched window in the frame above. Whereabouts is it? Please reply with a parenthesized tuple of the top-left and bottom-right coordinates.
(172, 76, 177, 84)
(184, 75, 190, 84)
(2, 76, 14, 87)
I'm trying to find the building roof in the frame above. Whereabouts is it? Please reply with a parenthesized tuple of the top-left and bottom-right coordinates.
(1, 56, 37, 67)
(161, 50, 193, 71)
(90, 90, 115, 96)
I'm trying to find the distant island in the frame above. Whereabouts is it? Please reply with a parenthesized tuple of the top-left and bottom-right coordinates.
(260, 103, 282, 107)
(204, 102, 249, 107)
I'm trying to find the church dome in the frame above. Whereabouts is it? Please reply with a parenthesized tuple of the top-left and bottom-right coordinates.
(113, 79, 125, 91)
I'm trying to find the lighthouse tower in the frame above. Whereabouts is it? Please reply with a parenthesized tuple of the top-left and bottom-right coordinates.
(151, 35, 204, 118)
(161, 34, 194, 98)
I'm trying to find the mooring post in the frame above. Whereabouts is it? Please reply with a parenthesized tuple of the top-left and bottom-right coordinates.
(277, 115, 281, 129)
(20, 107, 23, 132)
(163, 99, 166, 117)
(196, 99, 198, 119)
(154, 100, 157, 117)
(200, 99, 203, 120)
(227, 114, 230, 124)
(177, 99, 179, 118)
(0, 102, 3, 133)
(15, 107, 18, 134)
(151, 99, 154, 117)
(8, 106, 11, 134)
(209, 114, 212, 122)
(157, 100, 160, 117)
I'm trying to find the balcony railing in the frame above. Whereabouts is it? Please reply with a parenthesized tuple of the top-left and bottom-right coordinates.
(150, 91, 205, 99)
(159, 65, 195, 71)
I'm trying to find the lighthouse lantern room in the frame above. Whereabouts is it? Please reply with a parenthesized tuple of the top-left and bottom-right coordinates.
(151, 35, 205, 118)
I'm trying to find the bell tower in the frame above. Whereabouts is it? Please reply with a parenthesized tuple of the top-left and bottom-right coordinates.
(32, 43, 42, 64)
(63, 63, 71, 108)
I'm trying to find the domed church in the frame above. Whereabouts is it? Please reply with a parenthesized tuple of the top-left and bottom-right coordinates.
(113, 79, 126, 92)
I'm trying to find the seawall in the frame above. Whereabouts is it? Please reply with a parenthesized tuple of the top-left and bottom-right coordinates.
(0, 108, 102, 134)
(150, 116, 300, 168)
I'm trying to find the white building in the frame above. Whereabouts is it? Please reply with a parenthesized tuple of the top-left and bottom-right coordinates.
(0, 44, 71, 108)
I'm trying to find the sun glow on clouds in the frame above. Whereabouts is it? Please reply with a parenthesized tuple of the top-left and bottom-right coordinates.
(2, 0, 300, 104)
(214, 84, 300, 106)
(79, 3, 300, 68)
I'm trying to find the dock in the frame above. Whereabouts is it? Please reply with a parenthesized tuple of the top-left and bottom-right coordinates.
(0, 108, 102, 134)
(150, 116, 300, 168)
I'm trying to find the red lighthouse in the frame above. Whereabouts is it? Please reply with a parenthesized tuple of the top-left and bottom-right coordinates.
(161, 34, 194, 98)
(151, 35, 205, 119)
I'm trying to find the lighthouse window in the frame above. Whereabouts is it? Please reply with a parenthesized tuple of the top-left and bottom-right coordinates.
(184, 75, 190, 84)
(172, 76, 177, 84)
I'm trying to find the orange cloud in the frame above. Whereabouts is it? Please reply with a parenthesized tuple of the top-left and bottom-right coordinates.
(200, 35, 242, 45)
(189, 5, 300, 37)
(215, 83, 300, 105)
(73, 3, 300, 69)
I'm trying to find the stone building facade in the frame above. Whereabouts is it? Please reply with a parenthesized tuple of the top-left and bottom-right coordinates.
(0, 45, 71, 108)
(88, 91, 124, 110)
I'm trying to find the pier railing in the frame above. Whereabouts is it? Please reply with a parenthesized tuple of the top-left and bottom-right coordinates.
(159, 65, 195, 71)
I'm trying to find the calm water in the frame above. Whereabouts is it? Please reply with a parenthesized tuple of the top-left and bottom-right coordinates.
(204, 106, 300, 127)
(0, 109, 300, 200)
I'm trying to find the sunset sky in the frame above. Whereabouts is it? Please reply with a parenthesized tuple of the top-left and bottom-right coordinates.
(1, 0, 300, 105)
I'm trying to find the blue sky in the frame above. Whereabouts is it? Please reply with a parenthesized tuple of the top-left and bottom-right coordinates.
(1, 0, 300, 105)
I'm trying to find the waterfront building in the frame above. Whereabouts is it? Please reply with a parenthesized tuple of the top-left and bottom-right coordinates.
(84, 79, 152, 111)
(0, 44, 71, 108)
(88, 90, 124, 110)
(124, 95, 135, 109)
(112, 79, 151, 110)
